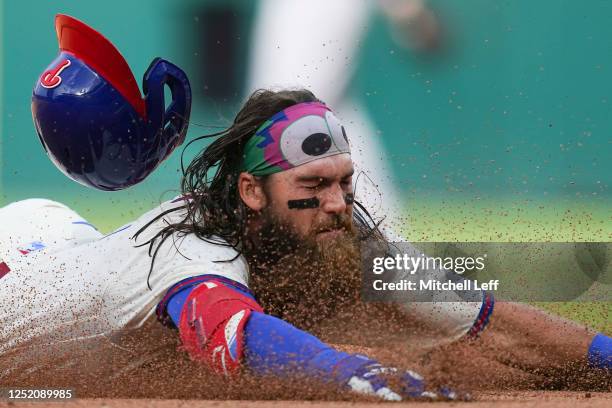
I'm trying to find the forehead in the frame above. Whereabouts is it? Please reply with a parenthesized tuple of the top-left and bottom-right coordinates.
(285, 153, 354, 180)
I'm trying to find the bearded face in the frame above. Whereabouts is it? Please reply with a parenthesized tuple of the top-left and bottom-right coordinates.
(246, 208, 364, 330)
(240, 154, 365, 329)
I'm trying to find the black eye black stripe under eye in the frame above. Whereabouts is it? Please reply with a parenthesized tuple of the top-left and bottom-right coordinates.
(288, 197, 320, 209)
(344, 193, 354, 205)
(287, 194, 354, 210)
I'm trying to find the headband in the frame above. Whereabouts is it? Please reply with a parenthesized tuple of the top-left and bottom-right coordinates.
(241, 102, 351, 176)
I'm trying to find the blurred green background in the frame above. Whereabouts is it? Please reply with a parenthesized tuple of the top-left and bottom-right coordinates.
(0, 1, 610, 330)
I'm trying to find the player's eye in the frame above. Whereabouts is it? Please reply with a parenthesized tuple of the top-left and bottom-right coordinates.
(303, 179, 323, 191)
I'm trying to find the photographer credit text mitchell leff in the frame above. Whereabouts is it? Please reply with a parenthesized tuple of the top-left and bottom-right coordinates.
(370, 253, 500, 292)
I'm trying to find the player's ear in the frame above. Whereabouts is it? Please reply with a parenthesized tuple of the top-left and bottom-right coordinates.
(238, 172, 267, 211)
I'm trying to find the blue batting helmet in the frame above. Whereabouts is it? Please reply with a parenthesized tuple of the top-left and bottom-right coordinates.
(31, 14, 192, 191)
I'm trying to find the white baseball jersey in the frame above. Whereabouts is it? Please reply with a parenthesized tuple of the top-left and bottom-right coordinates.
(0, 198, 248, 377)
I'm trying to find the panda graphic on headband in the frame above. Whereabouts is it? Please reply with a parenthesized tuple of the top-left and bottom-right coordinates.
(280, 109, 350, 165)
(241, 102, 351, 176)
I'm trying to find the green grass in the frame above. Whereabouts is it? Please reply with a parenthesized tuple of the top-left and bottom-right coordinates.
(402, 196, 611, 242)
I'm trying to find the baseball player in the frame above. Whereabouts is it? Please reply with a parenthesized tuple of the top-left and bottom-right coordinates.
(1, 89, 610, 400)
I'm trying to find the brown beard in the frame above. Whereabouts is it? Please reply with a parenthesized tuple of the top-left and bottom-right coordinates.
(245, 211, 363, 331)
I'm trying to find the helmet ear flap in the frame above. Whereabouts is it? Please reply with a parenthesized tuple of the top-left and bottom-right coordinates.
(31, 14, 192, 191)
(143, 58, 192, 160)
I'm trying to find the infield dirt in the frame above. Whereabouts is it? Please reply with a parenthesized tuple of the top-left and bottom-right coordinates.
(0, 392, 611, 408)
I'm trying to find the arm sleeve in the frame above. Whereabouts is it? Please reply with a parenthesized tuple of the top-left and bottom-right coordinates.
(160, 276, 375, 384)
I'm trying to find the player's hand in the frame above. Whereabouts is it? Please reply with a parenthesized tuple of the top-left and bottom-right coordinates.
(338, 354, 463, 401)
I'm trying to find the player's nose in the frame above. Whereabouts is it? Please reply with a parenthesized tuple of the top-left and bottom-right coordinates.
(320, 185, 347, 215)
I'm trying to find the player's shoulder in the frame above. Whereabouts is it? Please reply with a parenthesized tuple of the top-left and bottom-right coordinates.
(133, 195, 227, 245)
(129, 195, 249, 283)
(126, 195, 193, 241)
(139, 194, 192, 223)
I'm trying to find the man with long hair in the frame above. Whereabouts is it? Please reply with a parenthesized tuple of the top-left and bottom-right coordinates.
(0, 89, 609, 400)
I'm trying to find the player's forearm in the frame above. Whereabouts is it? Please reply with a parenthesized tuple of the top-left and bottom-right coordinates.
(244, 311, 373, 381)
(242, 312, 451, 400)
(481, 301, 597, 369)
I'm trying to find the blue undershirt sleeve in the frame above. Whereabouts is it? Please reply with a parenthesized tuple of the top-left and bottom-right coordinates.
(163, 284, 372, 384)
(244, 311, 362, 382)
